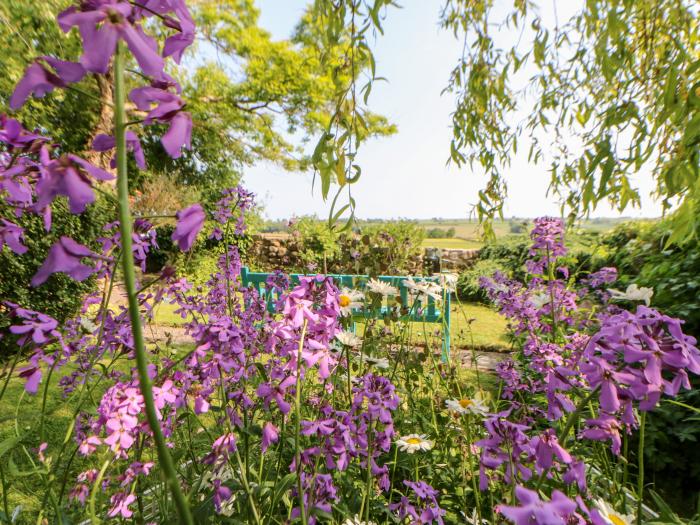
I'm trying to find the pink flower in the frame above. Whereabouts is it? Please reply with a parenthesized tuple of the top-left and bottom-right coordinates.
(107, 492, 136, 519)
(261, 422, 279, 453)
(78, 436, 102, 456)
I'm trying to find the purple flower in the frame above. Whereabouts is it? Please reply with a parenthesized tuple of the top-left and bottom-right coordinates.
(531, 429, 572, 472)
(0, 116, 49, 152)
(7, 305, 59, 346)
(18, 366, 43, 394)
(35, 149, 114, 215)
(390, 480, 446, 524)
(261, 422, 279, 452)
(10, 57, 86, 109)
(586, 267, 618, 288)
(158, 1, 196, 63)
(499, 486, 577, 525)
(562, 460, 587, 492)
(58, 2, 164, 76)
(171, 203, 205, 251)
(580, 416, 623, 454)
(31, 236, 104, 286)
(530, 217, 567, 258)
(291, 473, 338, 525)
(0, 219, 27, 254)
(92, 132, 146, 169)
(477, 412, 534, 489)
(129, 86, 191, 158)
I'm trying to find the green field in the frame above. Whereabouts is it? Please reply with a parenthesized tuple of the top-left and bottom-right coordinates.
(420, 237, 482, 249)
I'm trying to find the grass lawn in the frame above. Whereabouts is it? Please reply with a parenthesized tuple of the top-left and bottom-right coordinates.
(152, 297, 510, 351)
(151, 300, 189, 327)
(450, 301, 510, 350)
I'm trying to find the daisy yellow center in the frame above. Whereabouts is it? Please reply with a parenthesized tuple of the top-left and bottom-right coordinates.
(339, 295, 351, 307)
(459, 399, 473, 408)
(406, 437, 423, 445)
(609, 515, 626, 525)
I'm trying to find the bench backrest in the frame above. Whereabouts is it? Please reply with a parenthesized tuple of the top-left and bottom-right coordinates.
(239, 267, 449, 323)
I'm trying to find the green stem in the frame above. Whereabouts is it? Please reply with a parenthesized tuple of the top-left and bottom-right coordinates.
(0, 463, 9, 523)
(113, 42, 193, 524)
(0, 350, 22, 403)
(89, 459, 111, 524)
(294, 320, 309, 525)
(637, 411, 646, 525)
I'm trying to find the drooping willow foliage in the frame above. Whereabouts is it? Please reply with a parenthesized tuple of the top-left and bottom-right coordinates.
(440, 0, 700, 241)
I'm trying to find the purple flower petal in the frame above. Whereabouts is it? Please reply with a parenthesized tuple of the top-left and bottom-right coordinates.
(171, 203, 205, 251)
(120, 23, 164, 76)
(161, 111, 192, 158)
(31, 236, 101, 286)
(80, 24, 118, 74)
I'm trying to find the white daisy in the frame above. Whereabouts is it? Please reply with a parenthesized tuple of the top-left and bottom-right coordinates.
(435, 273, 458, 292)
(395, 434, 433, 454)
(403, 277, 443, 302)
(608, 284, 653, 306)
(594, 499, 635, 525)
(529, 292, 551, 309)
(338, 288, 364, 316)
(218, 493, 238, 516)
(462, 508, 489, 525)
(336, 331, 362, 348)
(365, 356, 390, 369)
(343, 516, 377, 525)
(445, 393, 489, 416)
(366, 278, 398, 297)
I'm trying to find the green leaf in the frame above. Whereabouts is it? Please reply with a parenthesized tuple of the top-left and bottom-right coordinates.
(0, 435, 23, 460)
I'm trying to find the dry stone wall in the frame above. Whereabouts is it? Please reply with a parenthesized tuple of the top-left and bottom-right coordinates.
(246, 235, 481, 274)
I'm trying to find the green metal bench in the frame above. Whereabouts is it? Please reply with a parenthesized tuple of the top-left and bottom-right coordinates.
(239, 267, 451, 360)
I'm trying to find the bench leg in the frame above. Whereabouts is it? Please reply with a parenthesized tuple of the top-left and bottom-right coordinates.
(441, 329, 450, 362)
(441, 294, 451, 362)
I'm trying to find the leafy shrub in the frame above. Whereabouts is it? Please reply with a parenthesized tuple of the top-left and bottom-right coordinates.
(456, 259, 509, 302)
(639, 383, 700, 515)
(477, 239, 530, 280)
(0, 197, 113, 352)
(145, 224, 177, 273)
(336, 221, 425, 275)
(290, 216, 341, 271)
(425, 227, 456, 238)
(595, 220, 700, 336)
(508, 220, 528, 234)
(286, 218, 426, 275)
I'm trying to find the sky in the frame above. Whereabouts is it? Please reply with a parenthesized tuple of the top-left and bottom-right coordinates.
(242, 1, 663, 221)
